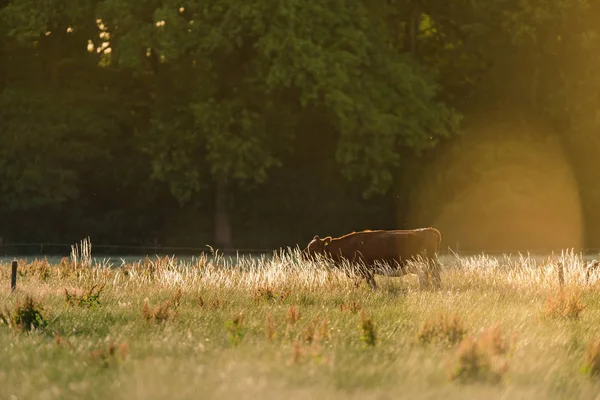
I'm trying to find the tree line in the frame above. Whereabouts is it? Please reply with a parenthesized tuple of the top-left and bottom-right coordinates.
(1, 0, 599, 252)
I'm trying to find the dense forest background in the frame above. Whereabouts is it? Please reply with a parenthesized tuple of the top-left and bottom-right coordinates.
(1, 0, 599, 254)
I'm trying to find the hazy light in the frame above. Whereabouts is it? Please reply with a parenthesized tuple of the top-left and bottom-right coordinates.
(408, 115, 583, 254)
(87, 40, 94, 52)
(179, 7, 185, 13)
(67, 27, 73, 33)
(155, 20, 166, 27)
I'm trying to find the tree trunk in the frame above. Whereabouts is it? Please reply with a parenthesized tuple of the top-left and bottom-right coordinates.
(395, 2, 422, 229)
(214, 179, 233, 251)
(395, 154, 424, 229)
(404, 1, 420, 57)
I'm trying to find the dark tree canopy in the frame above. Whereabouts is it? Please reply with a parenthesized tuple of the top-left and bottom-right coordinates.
(1, 0, 599, 252)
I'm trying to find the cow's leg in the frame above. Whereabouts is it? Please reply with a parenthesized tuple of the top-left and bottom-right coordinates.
(359, 264, 377, 291)
(429, 257, 442, 289)
(347, 268, 361, 287)
(415, 251, 431, 289)
(419, 245, 441, 289)
(416, 264, 428, 289)
(340, 264, 361, 288)
(366, 273, 377, 291)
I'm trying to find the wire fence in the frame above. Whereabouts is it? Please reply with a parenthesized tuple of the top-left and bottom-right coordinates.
(0, 242, 268, 257)
(1, 241, 600, 258)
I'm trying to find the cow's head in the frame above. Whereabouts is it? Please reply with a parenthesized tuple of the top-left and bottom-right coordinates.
(301, 235, 332, 261)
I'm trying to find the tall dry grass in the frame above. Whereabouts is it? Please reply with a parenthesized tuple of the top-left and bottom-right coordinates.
(4, 247, 598, 305)
(87, 248, 598, 298)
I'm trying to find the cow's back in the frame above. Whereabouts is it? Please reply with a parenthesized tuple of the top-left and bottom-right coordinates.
(328, 230, 411, 265)
(408, 228, 441, 254)
(325, 228, 440, 265)
(352, 231, 404, 263)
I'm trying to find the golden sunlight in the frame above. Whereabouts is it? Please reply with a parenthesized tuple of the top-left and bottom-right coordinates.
(408, 114, 583, 253)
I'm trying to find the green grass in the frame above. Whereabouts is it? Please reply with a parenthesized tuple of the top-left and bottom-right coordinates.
(1, 250, 600, 399)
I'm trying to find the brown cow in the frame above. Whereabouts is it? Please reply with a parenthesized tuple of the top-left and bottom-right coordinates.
(300, 228, 442, 291)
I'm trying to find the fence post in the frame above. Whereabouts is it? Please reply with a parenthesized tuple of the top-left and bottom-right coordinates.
(11, 259, 17, 292)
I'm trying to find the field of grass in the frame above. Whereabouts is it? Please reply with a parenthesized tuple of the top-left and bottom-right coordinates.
(2, 249, 600, 399)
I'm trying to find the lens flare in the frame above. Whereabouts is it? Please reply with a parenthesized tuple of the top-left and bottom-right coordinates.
(409, 117, 583, 254)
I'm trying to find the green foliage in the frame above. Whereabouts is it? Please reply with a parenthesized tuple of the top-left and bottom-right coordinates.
(0, 90, 73, 208)
(96, 0, 461, 200)
(2, 0, 600, 248)
(64, 284, 105, 308)
(0, 0, 97, 41)
(1, 295, 48, 332)
(192, 99, 283, 186)
(0, 87, 115, 211)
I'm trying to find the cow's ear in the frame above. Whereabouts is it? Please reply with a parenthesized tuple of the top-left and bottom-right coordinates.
(313, 235, 320, 240)
(324, 236, 332, 246)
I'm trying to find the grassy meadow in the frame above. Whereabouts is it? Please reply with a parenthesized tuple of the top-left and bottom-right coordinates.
(1, 248, 600, 399)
